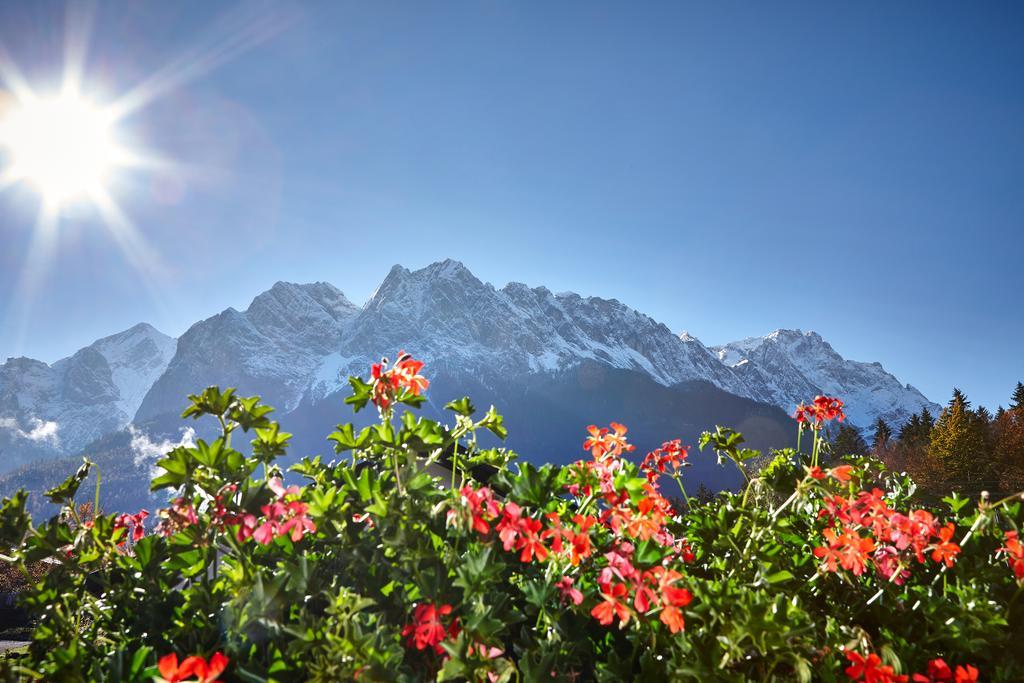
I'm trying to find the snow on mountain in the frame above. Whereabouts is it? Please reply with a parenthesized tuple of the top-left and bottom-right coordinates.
(710, 329, 940, 431)
(2, 261, 939, 472)
(306, 259, 749, 401)
(135, 281, 359, 422)
(0, 323, 176, 470)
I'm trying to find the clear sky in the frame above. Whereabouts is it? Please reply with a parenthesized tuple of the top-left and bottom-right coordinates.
(1, 1, 1022, 412)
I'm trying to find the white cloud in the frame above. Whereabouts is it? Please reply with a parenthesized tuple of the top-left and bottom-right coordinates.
(0, 416, 60, 446)
(128, 424, 196, 467)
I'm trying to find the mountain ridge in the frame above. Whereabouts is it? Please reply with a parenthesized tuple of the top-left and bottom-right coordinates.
(0, 260, 940, 473)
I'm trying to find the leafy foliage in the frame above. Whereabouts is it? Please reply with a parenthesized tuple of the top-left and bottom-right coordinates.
(0, 358, 1021, 682)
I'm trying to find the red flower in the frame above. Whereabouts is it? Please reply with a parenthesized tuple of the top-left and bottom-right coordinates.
(912, 658, 953, 682)
(402, 603, 456, 654)
(844, 651, 908, 682)
(564, 514, 596, 566)
(113, 509, 149, 545)
(813, 395, 846, 423)
(911, 660, 979, 683)
(515, 516, 548, 563)
(369, 352, 430, 409)
(640, 440, 689, 481)
(998, 530, 1024, 581)
(393, 354, 429, 396)
(930, 522, 960, 568)
(794, 396, 846, 426)
(954, 665, 979, 683)
(156, 652, 228, 683)
(591, 581, 632, 627)
(496, 502, 523, 552)
(450, 484, 501, 535)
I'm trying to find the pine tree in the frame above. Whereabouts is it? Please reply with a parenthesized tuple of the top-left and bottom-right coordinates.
(921, 407, 935, 429)
(995, 406, 1006, 420)
(949, 388, 970, 409)
(872, 418, 893, 451)
(1011, 382, 1024, 410)
(930, 389, 988, 487)
(831, 424, 868, 458)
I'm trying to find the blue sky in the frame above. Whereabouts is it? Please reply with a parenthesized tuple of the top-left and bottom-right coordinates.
(1, 1, 1022, 412)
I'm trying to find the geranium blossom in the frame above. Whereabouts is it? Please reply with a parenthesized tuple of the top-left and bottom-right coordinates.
(997, 529, 1024, 581)
(402, 603, 458, 654)
(113, 509, 148, 545)
(590, 581, 632, 627)
(843, 650, 908, 682)
(156, 652, 228, 683)
(370, 351, 430, 410)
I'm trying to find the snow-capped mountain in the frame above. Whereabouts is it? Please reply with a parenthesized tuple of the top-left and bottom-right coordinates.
(135, 281, 359, 423)
(0, 260, 938, 476)
(711, 329, 939, 432)
(0, 323, 176, 470)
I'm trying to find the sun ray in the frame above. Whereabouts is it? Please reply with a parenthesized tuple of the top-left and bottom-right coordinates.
(105, 3, 297, 122)
(87, 184, 174, 320)
(1, 202, 59, 357)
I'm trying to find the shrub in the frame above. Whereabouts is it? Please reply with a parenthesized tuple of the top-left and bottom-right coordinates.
(0, 355, 1021, 681)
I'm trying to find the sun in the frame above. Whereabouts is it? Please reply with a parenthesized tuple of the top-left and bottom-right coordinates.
(0, 92, 126, 207)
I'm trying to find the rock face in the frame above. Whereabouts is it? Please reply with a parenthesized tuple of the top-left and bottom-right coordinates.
(710, 329, 939, 432)
(0, 324, 176, 471)
(1, 261, 939, 476)
(135, 282, 359, 424)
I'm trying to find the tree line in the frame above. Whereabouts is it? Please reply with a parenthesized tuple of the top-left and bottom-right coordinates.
(829, 382, 1024, 497)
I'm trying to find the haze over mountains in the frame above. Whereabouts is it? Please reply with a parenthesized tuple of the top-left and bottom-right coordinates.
(0, 260, 939, 501)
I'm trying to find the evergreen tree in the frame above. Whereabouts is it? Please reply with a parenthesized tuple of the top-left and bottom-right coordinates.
(930, 389, 988, 486)
(872, 418, 893, 451)
(995, 406, 1006, 421)
(921, 407, 935, 429)
(1011, 381, 1024, 410)
(898, 412, 929, 451)
(831, 424, 868, 458)
(949, 388, 970, 409)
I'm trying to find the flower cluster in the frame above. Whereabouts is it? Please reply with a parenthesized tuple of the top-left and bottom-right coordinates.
(443, 422, 694, 634)
(219, 478, 316, 545)
(843, 652, 979, 683)
(156, 498, 199, 537)
(370, 351, 430, 410)
(844, 650, 908, 682)
(640, 439, 689, 482)
(155, 652, 228, 683)
(794, 395, 846, 426)
(997, 529, 1024, 583)
(813, 483, 961, 582)
(113, 508, 148, 546)
(402, 602, 459, 655)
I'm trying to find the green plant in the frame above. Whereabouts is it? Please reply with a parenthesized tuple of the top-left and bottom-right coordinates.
(0, 357, 1021, 682)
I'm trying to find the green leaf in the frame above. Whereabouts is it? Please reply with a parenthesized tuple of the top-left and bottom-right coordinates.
(764, 570, 794, 584)
(445, 397, 476, 416)
(44, 458, 92, 505)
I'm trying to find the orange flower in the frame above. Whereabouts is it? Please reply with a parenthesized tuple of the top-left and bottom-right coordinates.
(590, 582, 632, 627)
(828, 465, 854, 482)
(997, 530, 1024, 581)
(929, 522, 960, 568)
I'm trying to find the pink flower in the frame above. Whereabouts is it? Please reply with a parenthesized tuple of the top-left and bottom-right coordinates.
(555, 576, 583, 606)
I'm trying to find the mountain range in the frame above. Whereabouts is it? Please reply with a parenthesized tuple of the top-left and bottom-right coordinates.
(0, 259, 939, 509)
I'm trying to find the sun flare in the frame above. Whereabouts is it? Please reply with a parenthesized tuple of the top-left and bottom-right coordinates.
(0, 92, 126, 207)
